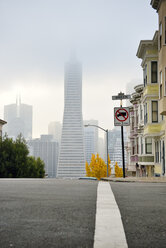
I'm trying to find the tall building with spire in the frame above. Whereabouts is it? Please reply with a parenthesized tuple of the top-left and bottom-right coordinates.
(4, 97, 32, 140)
(57, 57, 85, 177)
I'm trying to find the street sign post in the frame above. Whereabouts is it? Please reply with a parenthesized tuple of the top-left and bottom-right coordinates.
(114, 107, 130, 126)
(112, 92, 131, 178)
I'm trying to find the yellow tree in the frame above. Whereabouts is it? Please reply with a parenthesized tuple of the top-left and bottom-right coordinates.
(85, 153, 111, 180)
(115, 162, 123, 177)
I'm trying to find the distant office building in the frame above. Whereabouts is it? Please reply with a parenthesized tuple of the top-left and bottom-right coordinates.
(84, 120, 98, 164)
(0, 119, 7, 137)
(98, 137, 105, 160)
(48, 121, 62, 143)
(108, 128, 127, 167)
(4, 97, 32, 140)
(57, 57, 85, 177)
(28, 135, 59, 178)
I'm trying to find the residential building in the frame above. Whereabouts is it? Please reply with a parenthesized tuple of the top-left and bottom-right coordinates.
(135, 31, 165, 177)
(4, 97, 32, 140)
(57, 56, 85, 177)
(126, 81, 140, 106)
(0, 119, 7, 137)
(127, 85, 144, 177)
(28, 135, 59, 178)
(151, 0, 166, 176)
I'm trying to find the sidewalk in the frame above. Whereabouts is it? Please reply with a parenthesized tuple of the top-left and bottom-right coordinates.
(101, 176, 166, 183)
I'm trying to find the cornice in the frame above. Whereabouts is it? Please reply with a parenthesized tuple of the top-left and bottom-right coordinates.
(0, 119, 7, 125)
(151, 0, 162, 11)
(136, 31, 158, 59)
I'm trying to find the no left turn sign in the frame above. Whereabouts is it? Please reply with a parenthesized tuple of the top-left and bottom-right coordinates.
(114, 107, 130, 126)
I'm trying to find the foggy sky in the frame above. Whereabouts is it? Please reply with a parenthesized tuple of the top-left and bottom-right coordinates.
(0, 0, 158, 138)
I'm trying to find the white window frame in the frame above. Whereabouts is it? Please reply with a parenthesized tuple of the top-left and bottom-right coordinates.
(145, 137, 152, 154)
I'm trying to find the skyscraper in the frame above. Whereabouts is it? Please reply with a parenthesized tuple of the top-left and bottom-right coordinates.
(84, 120, 99, 164)
(4, 97, 32, 140)
(57, 57, 85, 177)
(48, 121, 62, 143)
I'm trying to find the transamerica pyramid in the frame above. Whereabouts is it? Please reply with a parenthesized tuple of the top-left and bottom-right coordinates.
(57, 56, 85, 177)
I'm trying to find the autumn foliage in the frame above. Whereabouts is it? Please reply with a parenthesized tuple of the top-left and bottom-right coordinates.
(115, 162, 123, 177)
(85, 153, 111, 180)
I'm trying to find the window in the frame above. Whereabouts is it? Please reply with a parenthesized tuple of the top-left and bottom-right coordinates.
(137, 138, 139, 154)
(159, 22, 162, 50)
(155, 141, 159, 163)
(135, 110, 138, 126)
(141, 137, 143, 154)
(160, 140, 162, 162)
(131, 116, 134, 131)
(143, 64, 147, 87)
(144, 103, 148, 125)
(151, 61, 158, 83)
(140, 105, 143, 121)
(132, 141, 134, 155)
(160, 71, 162, 98)
(145, 138, 152, 154)
(152, 101, 158, 123)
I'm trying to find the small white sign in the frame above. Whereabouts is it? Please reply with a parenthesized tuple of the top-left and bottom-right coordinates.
(112, 94, 131, 100)
(114, 107, 130, 126)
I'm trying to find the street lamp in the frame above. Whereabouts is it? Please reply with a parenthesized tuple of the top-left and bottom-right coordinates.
(84, 124, 109, 177)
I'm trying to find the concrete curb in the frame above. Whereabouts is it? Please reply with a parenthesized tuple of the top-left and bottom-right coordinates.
(101, 177, 166, 183)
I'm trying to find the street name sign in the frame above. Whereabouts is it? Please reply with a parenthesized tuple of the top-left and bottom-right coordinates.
(114, 107, 130, 126)
(112, 93, 131, 100)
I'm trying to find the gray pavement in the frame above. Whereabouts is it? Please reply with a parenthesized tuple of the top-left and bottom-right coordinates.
(0, 179, 98, 248)
(110, 182, 166, 248)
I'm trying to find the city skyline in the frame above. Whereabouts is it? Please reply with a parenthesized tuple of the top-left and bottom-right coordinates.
(0, 1, 158, 138)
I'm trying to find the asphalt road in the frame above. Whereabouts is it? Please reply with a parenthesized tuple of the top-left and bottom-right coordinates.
(0, 179, 98, 248)
(110, 182, 166, 248)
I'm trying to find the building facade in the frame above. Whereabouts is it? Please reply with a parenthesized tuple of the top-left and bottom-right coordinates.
(126, 85, 143, 176)
(151, 0, 166, 176)
(28, 135, 59, 178)
(127, 30, 165, 177)
(57, 58, 85, 177)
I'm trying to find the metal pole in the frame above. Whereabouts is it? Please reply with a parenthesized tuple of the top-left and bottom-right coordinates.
(120, 100, 125, 178)
(121, 125, 125, 178)
(106, 129, 108, 177)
